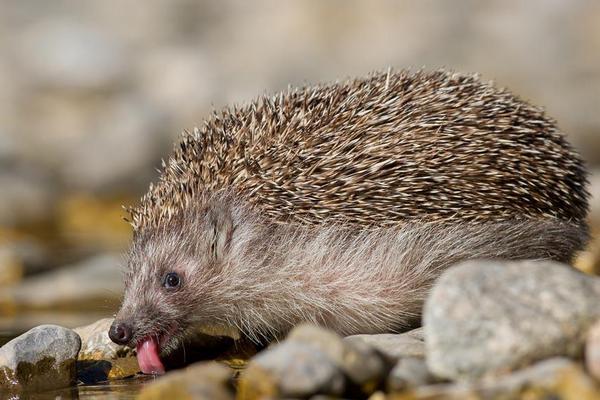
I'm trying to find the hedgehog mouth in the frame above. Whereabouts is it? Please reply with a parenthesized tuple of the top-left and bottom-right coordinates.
(136, 333, 171, 375)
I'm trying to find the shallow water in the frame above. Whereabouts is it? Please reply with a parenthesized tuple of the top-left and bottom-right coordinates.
(7, 376, 153, 400)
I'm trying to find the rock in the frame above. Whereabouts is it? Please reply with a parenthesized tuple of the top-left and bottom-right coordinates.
(16, 19, 127, 91)
(0, 253, 124, 315)
(0, 324, 81, 391)
(387, 357, 436, 392)
(77, 356, 140, 383)
(238, 341, 345, 399)
(585, 320, 600, 381)
(74, 318, 133, 360)
(413, 358, 599, 400)
(344, 329, 425, 363)
(424, 260, 600, 380)
(137, 361, 234, 400)
(288, 324, 386, 392)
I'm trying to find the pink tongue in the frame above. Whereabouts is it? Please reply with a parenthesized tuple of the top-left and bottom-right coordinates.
(136, 336, 165, 375)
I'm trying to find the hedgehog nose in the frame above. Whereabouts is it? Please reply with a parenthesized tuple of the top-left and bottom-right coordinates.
(109, 321, 133, 345)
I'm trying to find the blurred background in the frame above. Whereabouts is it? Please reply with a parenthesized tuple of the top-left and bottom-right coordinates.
(1, 0, 600, 339)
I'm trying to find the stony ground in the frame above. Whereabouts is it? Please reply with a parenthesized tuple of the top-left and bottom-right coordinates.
(2, 1, 600, 399)
(4, 259, 600, 399)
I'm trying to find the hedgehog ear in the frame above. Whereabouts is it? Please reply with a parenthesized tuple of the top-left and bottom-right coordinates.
(207, 203, 234, 260)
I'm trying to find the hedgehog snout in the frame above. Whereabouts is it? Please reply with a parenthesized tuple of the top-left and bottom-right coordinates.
(109, 320, 133, 345)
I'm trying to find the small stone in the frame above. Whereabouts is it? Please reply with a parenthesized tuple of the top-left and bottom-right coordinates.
(387, 357, 435, 392)
(344, 329, 425, 363)
(289, 324, 386, 392)
(424, 260, 600, 380)
(0, 324, 81, 391)
(137, 361, 234, 400)
(414, 358, 599, 399)
(239, 341, 345, 399)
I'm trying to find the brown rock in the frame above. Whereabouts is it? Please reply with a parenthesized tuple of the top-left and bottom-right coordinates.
(137, 361, 234, 400)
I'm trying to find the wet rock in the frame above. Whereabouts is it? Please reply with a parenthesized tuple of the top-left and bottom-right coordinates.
(413, 358, 598, 399)
(288, 324, 386, 392)
(238, 341, 345, 399)
(424, 260, 600, 380)
(344, 328, 425, 363)
(0, 324, 81, 391)
(387, 357, 436, 392)
(137, 361, 234, 400)
(0, 253, 123, 315)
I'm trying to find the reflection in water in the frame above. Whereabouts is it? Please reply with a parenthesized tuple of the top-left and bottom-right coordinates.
(14, 375, 156, 399)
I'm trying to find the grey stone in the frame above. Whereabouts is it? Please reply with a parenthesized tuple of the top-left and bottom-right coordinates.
(247, 341, 345, 398)
(137, 361, 234, 400)
(0, 324, 81, 391)
(288, 324, 386, 390)
(344, 329, 425, 362)
(414, 358, 597, 399)
(424, 260, 600, 380)
(387, 357, 435, 392)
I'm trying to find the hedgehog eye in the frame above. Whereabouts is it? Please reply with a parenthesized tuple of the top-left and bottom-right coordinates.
(163, 272, 181, 289)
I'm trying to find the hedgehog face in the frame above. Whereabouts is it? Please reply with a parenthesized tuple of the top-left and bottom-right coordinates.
(109, 200, 236, 374)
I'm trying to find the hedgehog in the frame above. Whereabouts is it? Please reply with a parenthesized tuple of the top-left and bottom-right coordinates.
(108, 69, 589, 374)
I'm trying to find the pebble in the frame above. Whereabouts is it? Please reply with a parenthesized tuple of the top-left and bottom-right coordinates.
(0, 324, 81, 391)
(386, 357, 436, 392)
(414, 358, 598, 400)
(288, 324, 386, 392)
(137, 361, 234, 400)
(238, 341, 345, 399)
(344, 328, 425, 363)
(424, 260, 600, 380)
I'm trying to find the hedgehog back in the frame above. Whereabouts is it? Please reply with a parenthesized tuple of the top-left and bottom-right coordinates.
(130, 70, 589, 231)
